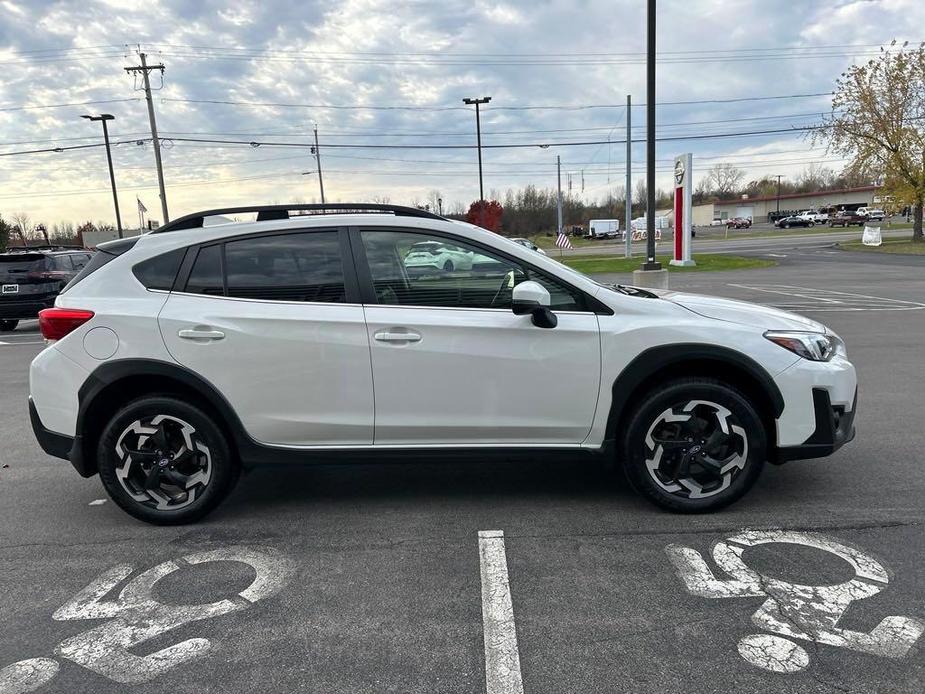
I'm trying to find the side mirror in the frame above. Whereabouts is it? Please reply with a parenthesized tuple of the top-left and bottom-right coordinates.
(512, 281, 558, 329)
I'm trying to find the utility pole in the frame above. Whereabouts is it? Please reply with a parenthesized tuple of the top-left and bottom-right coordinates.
(776, 174, 783, 216)
(643, 0, 660, 271)
(125, 53, 169, 223)
(437, 197, 443, 216)
(625, 94, 632, 258)
(81, 114, 123, 237)
(556, 155, 564, 236)
(312, 124, 325, 204)
(463, 96, 491, 227)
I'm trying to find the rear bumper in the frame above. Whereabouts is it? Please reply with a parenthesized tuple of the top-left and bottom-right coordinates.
(774, 387, 857, 463)
(28, 397, 92, 477)
(0, 298, 54, 319)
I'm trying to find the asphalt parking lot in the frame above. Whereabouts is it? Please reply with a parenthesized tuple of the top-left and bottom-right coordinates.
(1, 242, 923, 693)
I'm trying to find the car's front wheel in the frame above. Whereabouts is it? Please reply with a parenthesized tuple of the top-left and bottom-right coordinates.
(622, 378, 766, 513)
(97, 396, 239, 525)
(0, 320, 18, 332)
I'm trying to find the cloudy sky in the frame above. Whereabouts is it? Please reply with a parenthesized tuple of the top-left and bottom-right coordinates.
(0, 0, 922, 228)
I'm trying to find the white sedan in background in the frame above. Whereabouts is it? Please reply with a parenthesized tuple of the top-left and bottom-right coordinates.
(403, 241, 475, 272)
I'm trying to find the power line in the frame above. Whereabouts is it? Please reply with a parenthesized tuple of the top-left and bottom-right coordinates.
(0, 98, 140, 113)
(162, 92, 832, 113)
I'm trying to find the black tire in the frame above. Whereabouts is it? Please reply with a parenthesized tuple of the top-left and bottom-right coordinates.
(783, 223, 790, 229)
(97, 395, 239, 525)
(808, 222, 815, 227)
(0, 320, 18, 332)
(443, 260, 454, 271)
(621, 378, 766, 513)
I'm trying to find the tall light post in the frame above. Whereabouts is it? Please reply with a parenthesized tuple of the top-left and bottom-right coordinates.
(642, 0, 660, 271)
(437, 197, 443, 216)
(81, 113, 123, 237)
(463, 96, 491, 227)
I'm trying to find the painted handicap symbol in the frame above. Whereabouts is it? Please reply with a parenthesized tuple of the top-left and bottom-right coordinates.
(666, 529, 924, 674)
(0, 545, 294, 692)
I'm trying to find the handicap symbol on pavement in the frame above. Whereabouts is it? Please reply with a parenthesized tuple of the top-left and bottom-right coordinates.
(666, 529, 924, 673)
(0, 545, 294, 692)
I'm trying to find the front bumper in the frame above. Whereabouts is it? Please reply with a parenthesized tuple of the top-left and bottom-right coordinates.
(775, 387, 857, 463)
(28, 397, 92, 477)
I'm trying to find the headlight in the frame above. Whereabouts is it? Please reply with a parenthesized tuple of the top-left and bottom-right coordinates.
(764, 330, 846, 361)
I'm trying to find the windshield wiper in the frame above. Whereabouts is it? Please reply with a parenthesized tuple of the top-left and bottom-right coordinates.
(608, 284, 658, 298)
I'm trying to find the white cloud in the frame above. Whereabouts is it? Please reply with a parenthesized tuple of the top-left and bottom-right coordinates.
(0, 0, 921, 225)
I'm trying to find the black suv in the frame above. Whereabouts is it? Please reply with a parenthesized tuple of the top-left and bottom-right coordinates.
(0, 246, 94, 331)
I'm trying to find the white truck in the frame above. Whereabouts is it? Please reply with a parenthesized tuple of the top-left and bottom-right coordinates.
(587, 219, 621, 239)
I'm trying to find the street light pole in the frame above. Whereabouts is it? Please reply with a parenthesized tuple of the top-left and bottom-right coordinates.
(82, 113, 123, 238)
(643, 0, 660, 271)
(463, 96, 491, 227)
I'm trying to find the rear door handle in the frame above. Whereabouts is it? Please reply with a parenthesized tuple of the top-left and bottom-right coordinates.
(374, 330, 422, 343)
(178, 328, 225, 341)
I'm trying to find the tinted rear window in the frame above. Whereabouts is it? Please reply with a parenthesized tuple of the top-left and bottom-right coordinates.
(132, 248, 186, 291)
(0, 255, 48, 282)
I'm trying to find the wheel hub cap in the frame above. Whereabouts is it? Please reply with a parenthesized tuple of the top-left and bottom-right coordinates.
(643, 399, 748, 499)
(114, 414, 212, 510)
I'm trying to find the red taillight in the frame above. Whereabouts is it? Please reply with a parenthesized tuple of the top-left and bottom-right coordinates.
(38, 308, 95, 341)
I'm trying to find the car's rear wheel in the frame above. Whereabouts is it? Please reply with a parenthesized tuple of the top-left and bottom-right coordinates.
(97, 396, 239, 525)
(782, 223, 790, 229)
(621, 378, 766, 513)
(808, 221, 815, 227)
(0, 320, 18, 332)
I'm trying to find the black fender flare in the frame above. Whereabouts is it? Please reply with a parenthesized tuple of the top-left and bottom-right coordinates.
(603, 343, 785, 443)
(72, 358, 255, 477)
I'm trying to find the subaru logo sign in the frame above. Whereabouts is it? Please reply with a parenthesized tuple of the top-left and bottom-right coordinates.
(674, 158, 685, 186)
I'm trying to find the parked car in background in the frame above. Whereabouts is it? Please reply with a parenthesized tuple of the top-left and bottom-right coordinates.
(774, 215, 815, 229)
(828, 211, 867, 228)
(710, 219, 725, 227)
(856, 207, 886, 222)
(0, 246, 93, 331)
(403, 241, 475, 273)
(511, 238, 547, 255)
(798, 210, 828, 223)
(725, 217, 752, 229)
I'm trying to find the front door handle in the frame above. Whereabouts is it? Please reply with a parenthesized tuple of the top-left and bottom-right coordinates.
(178, 328, 225, 341)
(374, 329, 422, 343)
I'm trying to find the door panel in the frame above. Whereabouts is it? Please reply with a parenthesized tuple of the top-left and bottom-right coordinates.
(159, 293, 373, 446)
(365, 305, 601, 445)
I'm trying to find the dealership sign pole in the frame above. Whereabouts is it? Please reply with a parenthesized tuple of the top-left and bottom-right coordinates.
(670, 153, 696, 267)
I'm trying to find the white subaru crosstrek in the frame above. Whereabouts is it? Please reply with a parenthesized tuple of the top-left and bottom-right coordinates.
(29, 204, 857, 525)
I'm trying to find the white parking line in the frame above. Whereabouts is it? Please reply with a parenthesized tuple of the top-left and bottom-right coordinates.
(478, 530, 525, 694)
(729, 284, 925, 312)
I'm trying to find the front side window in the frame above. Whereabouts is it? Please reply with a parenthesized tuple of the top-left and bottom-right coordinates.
(360, 230, 584, 311)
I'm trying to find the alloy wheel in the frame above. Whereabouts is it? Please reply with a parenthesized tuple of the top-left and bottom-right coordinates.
(643, 400, 748, 499)
(114, 414, 213, 510)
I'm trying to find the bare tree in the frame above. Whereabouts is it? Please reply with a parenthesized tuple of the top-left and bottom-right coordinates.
(10, 212, 31, 244)
(426, 189, 443, 214)
(816, 41, 925, 240)
(705, 163, 745, 199)
(633, 179, 648, 208)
